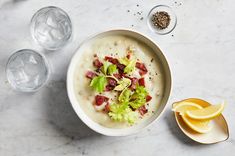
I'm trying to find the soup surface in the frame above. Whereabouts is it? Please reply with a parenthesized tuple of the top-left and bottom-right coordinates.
(74, 35, 164, 128)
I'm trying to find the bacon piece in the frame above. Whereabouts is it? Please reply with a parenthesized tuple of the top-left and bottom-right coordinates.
(93, 59, 103, 68)
(136, 62, 148, 76)
(126, 53, 131, 59)
(129, 77, 138, 90)
(138, 105, 148, 116)
(138, 77, 145, 87)
(139, 70, 148, 76)
(136, 62, 147, 71)
(146, 95, 152, 102)
(108, 78, 117, 87)
(95, 95, 109, 106)
(105, 85, 113, 91)
(105, 78, 117, 91)
(113, 73, 122, 79)
(104, 56, 119, 64)
(117, 63, 126, 73)
(85, 71, 97, 79)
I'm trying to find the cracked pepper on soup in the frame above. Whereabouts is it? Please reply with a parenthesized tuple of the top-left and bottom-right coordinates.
(74, 35, 164, 128)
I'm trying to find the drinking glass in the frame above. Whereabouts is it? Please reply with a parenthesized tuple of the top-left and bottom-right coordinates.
(30, 6, 72, 50)
(6, 49, 49, 92)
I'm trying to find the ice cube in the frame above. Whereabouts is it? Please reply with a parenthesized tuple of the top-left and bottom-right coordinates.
(29, 55, 37, 64)
(50, 28, 65, 40)
(11, 68, 30, 85)
(46, 12, 58, 28)
(35, 22, 51, 36)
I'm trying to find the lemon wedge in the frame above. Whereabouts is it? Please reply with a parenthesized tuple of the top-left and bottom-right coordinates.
(186, 102, 225, 120)
(181, 114, 212, 133)
(172, 101, 203, 115)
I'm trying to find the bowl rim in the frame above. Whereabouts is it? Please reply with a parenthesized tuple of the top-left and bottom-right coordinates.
(67, 29, 172, 136)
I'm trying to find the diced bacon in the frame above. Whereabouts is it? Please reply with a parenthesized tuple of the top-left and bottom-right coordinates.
(136, 62, 148, 71)
(95, 95, 109, 106)
(108, 78, 117, 87)
(104, 56, 119, 64)
(138, 105, 148, 116)
(105, 78, 117, 91)
(138, 77, 145, 87)
(113, 73, 122, 79)
(93, 59, 103, 68)
(136, 62, 148, 76)
(139, 70, 148, 76)
(146, 95, 152, 102)
(129, 77, 138, 90)
(105, 85, 114, 91)
(126, 53, 131, 59)
(85, 71, 97, 79)
(104, 103, 110, 112)
(117, 63, 126, 73)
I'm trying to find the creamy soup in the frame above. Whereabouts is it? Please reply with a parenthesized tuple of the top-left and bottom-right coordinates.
(74, 35, 164, 128)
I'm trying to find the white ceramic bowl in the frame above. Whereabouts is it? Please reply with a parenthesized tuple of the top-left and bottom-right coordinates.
(67, 29, 172, 136)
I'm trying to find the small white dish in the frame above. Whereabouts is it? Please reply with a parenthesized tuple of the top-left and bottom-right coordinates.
(67, 29, 172, 136)
(147, 5, 177, 35)
(173, 98, 229, 144)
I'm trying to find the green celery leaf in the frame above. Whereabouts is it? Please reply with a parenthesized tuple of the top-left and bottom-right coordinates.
(114, 77, 131, 91)
(90, 75, 107, 93)
(118, 56, 137, 74)
(124, 59, 136, 74)
(108, 103, 138, 124)
(118, 57, 129, 66)
(130, 85, 148, 109)
(101, 61, 110, 75)
(107, 64, 117, 75)
(118, 88, 131, 103)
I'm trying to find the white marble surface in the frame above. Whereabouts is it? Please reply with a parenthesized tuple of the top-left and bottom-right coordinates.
(0, 0, 235, 155)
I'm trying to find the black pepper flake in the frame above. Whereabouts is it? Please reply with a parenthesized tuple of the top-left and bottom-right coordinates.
(149, 77, 152, 80)
(127, 10, 130, 12)
(131, 24, 134, 27)
(140, 17, 144, 20)
(137, 4, 139, 7)
(151, 58, 154, 62)
(152, 111, 155, 113)
(155, 72, 158, 75)
(171, 34, 174, 37)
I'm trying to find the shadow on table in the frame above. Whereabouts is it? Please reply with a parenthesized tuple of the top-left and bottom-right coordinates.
(165, 108, 209, 147)
(42, 80, 99, 140)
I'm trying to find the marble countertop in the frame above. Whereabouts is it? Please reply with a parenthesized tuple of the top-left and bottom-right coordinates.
(0, 0, 234, 155)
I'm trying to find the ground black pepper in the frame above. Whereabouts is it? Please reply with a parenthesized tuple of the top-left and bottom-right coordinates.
(152, 11, 171, 29)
